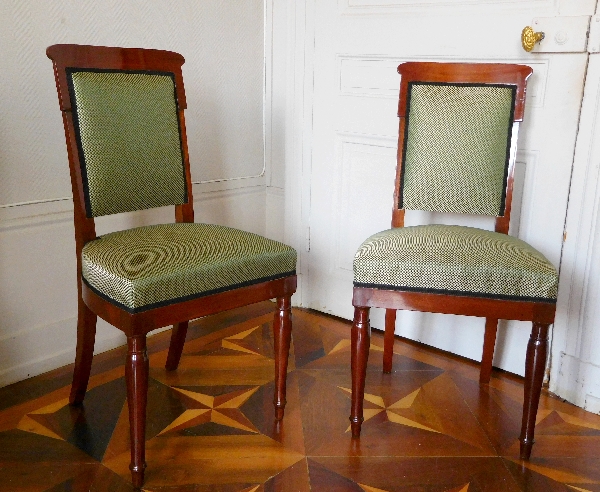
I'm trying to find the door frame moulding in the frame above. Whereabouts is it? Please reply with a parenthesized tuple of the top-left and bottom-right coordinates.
(550, 54, 600, 411)
(338, 0, 554, 15)
(280, 0, 317, 307)
(337, 0, 595, 16)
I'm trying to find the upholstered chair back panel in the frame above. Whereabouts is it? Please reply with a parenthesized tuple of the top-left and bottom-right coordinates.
(400, 82, 516, 217)
(68, 69, 187, 217)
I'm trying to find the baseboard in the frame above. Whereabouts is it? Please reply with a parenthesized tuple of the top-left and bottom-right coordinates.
(0, 316, 126, 388)
(554, 352, 600, 413)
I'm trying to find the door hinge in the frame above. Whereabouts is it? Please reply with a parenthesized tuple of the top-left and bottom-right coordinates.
(305, 226, 311, 252)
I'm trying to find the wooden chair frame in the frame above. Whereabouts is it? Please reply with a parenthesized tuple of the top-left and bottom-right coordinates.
(350, 62, 555, 460)
(47, 44, 296, 487)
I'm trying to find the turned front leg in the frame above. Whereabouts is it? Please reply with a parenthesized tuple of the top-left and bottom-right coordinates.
(273, 296, 292, 420)
(350, 306, 371, 438)
(126, 335, 149, 488)
(519, 322, 549, 460)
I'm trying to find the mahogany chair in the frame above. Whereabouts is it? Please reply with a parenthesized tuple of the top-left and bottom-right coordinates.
(47, 44, 297, 487)
(350, 62, 558, 460)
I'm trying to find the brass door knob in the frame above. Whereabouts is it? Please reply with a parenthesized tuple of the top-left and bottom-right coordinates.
(522, 26, 545, 52)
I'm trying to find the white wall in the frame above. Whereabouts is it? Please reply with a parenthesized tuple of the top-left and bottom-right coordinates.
(0, 1, 273, 387)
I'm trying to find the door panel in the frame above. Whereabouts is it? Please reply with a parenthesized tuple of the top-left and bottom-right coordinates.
(306, 0, 591, 375)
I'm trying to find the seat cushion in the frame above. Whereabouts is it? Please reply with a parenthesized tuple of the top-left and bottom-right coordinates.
(82, 223, 297, 313)
(353, 225, 557, 302)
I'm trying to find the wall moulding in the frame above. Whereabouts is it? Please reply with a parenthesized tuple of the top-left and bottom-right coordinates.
(337, 55, 549, 108)
(557, 353, 600, 412)
(512, 150, 538, 244)
(0, 177, 267, 229)
(332, 133, 397, 275)
(549, 56, 600, 406)
(0, 316, 103, 388)
(266, 186, 285, 243)
(0, 198, 72, 229)
(338, 0, 555, 15)
(0, 314, 173, 389)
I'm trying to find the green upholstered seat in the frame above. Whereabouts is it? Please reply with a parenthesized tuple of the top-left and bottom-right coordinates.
(82, 223, 297, 313)
(353, 225, 558, 302)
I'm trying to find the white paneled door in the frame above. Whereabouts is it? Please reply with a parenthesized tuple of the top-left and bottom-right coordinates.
(302, 0, 598, 375)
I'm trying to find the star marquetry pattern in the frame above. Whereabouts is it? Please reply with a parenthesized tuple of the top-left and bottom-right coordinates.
(328, 340, 384, 356)
(339, 386, 440, 434)
(359, 484, 390, 492)
(158, 386, 260, 435)
(221, 326, 263, 355)
(146, 487, 260, 492)
(358, 482, 470, 492)
(447, 485, 470, 492)
(17, 397, 71, 440)
(6, 308, 600, 490)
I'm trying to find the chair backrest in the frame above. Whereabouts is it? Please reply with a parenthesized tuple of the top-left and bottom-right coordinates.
(47, 44, 193, 226)
(392, 62, 532, 233)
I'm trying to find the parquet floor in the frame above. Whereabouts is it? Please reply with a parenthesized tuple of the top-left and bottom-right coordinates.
(2, 302, 600, 491)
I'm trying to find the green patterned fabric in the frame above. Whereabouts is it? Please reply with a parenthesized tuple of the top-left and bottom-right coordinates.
(82, 223, 297, 312)
(69, 70, 186, 217)
(401, 83, 515, 216)
(353, 225, 557, 301)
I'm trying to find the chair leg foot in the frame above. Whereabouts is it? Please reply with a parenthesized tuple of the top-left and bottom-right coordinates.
(350, 306, 371, 440)
(519, 438, 534, 460)
(69, 298, 97, 405)
(383, 309, 396, 374)
(350, 416, 364, 438)
(519, 322, 549, 461)
(479, 318, 498, 384)
(165, 321, 188, 371)
(273, 296, 292, 421)
(126, 335, 149, 488)
(130, 463, 146, 489)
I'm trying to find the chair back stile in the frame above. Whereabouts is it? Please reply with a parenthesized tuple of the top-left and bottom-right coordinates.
(175, 107, 195, 224)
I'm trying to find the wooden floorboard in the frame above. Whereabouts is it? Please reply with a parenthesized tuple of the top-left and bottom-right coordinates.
(1, 302, 600, 491)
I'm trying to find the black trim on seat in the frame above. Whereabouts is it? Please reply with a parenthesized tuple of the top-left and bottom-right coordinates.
(353, 281, 557, 304)
(83, 270, 297, 314)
